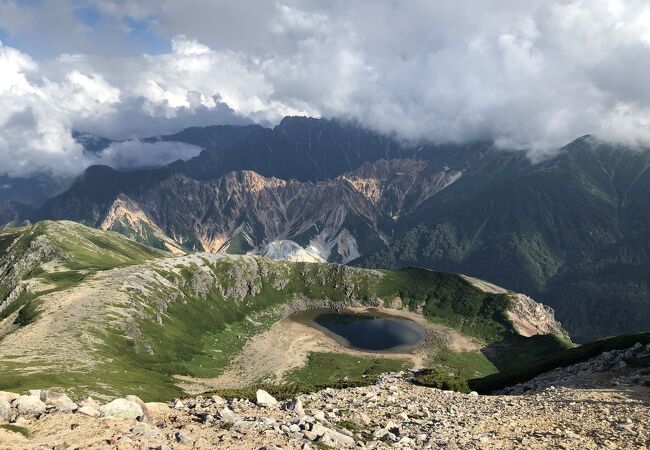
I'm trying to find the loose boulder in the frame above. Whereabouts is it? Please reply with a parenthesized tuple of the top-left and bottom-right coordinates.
(284, 398, 304, 417)
(0, 399, 13, 422)
(256, 390, 278, 408)
(14, 395, 46, 416)
(0, 391, 19, 403)
(99, 398, 143, 420)
(145, 402, 171, 419)
(45, 393, 77, 412)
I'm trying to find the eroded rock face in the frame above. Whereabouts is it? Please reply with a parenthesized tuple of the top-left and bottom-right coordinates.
(462, 274, 570, 341)
(86, 159, 461, 262)
(507, 293, 571, 341)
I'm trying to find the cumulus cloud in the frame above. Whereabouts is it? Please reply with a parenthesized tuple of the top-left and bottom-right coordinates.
(2, 0, 650, 176)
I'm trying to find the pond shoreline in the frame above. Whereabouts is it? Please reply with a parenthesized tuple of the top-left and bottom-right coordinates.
(289, 308, 427, 353)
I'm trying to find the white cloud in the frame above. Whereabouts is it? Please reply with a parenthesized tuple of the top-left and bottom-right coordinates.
(3, 0, 650, 176)
(90, 140, 203, 169)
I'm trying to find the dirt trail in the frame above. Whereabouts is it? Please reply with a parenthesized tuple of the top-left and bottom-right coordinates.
(178, 307, 482, 392)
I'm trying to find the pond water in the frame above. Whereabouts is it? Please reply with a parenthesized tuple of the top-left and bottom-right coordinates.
(297, 309, 426, 351)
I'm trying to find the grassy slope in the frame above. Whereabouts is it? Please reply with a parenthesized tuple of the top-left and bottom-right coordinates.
(284, 352, 409, 385)
(470, 332, 650, 393)
(0, 221, 569, 400)
(0, 221, 167, 322)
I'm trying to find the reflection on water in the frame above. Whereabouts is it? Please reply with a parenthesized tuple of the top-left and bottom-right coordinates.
(313, 311, 425, 351)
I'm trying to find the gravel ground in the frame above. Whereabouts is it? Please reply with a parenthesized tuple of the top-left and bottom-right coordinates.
(0, 365, 648, 450)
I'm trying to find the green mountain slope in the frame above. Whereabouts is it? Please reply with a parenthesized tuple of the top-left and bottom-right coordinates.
(362, 137, 650, 341)
(0, 221, 568, 400)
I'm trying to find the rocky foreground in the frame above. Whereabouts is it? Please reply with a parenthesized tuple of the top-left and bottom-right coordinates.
(1, 345, 649, 450)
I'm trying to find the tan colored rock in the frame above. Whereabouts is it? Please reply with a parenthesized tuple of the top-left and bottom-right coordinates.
(0, 398, 13, 422)
(77, 397, 100, 408)
(144, 402, 171, 418)
(256, 390, 278, 407)
(77, 406, 101, 418)
(45, 393, 77, 412)
(98, 398, 143, 420)
(0, 391, 19, 403)
(14, 395, 46, 415)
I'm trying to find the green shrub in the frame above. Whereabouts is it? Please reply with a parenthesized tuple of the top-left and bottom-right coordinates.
(412, 368, 470, 393)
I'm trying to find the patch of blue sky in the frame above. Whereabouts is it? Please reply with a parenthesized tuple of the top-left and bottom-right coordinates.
(122, 16, 170, 55)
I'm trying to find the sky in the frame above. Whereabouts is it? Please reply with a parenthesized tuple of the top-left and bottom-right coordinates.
(2, 0, 650, 176)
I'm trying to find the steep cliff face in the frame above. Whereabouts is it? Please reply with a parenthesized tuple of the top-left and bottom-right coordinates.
(96, 159, 461, 261)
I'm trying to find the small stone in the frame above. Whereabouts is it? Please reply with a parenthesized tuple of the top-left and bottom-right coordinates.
(210, 394, 227, 405)
(216, 407, 240, 422)
(77, 397, 99, 408)
(196, 412, 214, 424)
(256, 390, 278, 407)
(469, 391, 479, 397)
(284, 397, 305, 416)
(117, 436, 133, 444)
(176, 431, 194, 445)
(131, 422, 161, 438)
(303, 430, 318, 441)
(173, 400, 185, 409)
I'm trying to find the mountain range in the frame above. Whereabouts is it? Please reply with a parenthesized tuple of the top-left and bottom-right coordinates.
(3, 117, 650, 341)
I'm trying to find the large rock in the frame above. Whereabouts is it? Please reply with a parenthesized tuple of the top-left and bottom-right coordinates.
(284, 398, 305, 417)
(0, 399, 13, 422)
(256, 390, 278, 408)
(312, 422, 355, 447)
(44, 393, 77, 412)
(0, 391, 19, 403)
(144, 402, 171, 419)
(99, 398, 143, 420)
(216, 407, 240, 423)
(14, 395, 46, 415)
